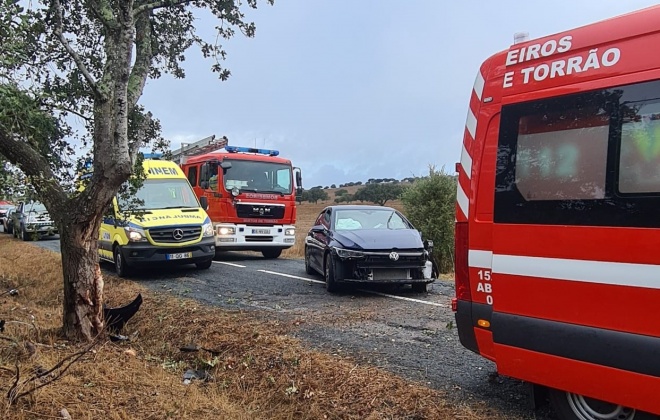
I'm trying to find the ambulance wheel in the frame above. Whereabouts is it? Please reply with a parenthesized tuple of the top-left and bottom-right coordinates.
(547, 388, 650, 420)
(262, 248, 282, 259)
(195, 259, 213, 270)
(113, 246, 131, 278)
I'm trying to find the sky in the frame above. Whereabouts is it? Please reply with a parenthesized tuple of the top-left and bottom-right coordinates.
(137, 0, 660, 188)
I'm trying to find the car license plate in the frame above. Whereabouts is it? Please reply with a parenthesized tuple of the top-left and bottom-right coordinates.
(166, 252, 192, 260)
(252, 229, 270, 234)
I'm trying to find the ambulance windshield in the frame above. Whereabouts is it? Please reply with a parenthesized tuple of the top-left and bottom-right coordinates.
(118, 179, 200, 211)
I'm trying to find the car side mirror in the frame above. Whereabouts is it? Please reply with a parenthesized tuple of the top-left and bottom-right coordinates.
(424, 239, 434, 252)
(311, 225, 325, 234)
(199, 196, 209, 211)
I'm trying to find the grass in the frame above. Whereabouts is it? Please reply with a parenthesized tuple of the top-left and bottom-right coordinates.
(0, 234, 515, 419)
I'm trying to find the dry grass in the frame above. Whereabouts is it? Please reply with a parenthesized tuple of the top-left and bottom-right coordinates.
(0, 234, 514, 419)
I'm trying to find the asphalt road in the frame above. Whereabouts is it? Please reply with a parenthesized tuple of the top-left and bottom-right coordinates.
(28, 234, 554, 419)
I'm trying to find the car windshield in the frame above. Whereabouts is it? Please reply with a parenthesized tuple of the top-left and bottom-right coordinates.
(333, 208, 410, 231)
(26, 202, 47, 212)
(117, 179, 200, 211)
(221, 159, 292, 194)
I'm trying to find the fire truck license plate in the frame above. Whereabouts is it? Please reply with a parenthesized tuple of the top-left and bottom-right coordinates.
(166, 252, 192, 260)
(252, 229, 270, 234)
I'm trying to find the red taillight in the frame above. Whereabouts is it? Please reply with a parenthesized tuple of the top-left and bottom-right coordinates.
(454, 221, 471, 302)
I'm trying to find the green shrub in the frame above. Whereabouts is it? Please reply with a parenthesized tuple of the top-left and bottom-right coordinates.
(400, 166, 456, 274)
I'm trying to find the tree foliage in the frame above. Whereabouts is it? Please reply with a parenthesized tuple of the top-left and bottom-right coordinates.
(0, 0, 273, 341)
(306, 187, 329, 204)
(400, 166, 457, 273)
(354, 183, 404, 206)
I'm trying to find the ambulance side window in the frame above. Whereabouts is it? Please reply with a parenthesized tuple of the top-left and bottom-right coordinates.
(495, 78, 660, 229)
(187, 166, 198, 187)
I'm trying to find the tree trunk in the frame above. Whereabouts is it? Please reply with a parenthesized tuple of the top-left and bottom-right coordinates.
(60, 217, 105, 341)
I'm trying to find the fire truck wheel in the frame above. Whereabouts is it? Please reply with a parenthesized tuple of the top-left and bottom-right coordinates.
(304, 247, 315, 275)
(262, 249, 282, 259)
(195, 259, 213, 270)
(547, 388, 647, 420)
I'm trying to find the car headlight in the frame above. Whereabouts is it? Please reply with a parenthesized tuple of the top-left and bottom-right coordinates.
(333, 247, 365, 259)
(202, 222, 214, 237)
(218, 226, 235, 235)
(28, 215, 38, 223)
(124, 226, 147, 242)
(285, 228, 295, 236)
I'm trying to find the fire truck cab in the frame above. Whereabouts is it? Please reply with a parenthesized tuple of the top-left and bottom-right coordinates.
(453, 5, 660, 420)
(177, 137, 302, 259)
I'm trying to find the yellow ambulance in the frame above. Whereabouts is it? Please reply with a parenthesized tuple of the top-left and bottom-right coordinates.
(98, 158, 215, 277)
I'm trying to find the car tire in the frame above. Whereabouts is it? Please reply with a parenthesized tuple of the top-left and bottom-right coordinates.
(412, 282, 428, 293)
(21, 227, 31, 242)
(324, 253, 341, 293)
(262, 248, 282, 259)
(114, 246, 131, 278)
(304, 246, 315, 275)
(195, 258, 213, 270)
(547, 388, 651, 420)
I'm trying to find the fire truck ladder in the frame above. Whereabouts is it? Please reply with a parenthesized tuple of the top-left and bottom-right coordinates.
(170, 135, 229, 164)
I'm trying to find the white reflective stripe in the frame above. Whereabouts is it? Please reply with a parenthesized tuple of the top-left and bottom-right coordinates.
(460, 144, 472, 179)
(492, 254, 660, 290)
(473, 71, 485, 100)
(469, 250, 493, 268)
(456, 184, 469, 218)
(465, 109, 477, 139)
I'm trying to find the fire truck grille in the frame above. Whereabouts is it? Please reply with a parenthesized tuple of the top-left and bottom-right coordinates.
(236, 204, 285, 219)
(148, 226, 202, 243)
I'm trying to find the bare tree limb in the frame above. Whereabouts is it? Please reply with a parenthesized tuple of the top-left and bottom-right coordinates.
(7, 340, 99, 404)
(52, 0, 104, 100)
(133, 0, 190, 16)
(0, 131, 68, 217)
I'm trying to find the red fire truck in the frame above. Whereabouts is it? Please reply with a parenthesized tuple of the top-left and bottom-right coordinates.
(453, 5, 660, 420)
(174, 135, 302, 259)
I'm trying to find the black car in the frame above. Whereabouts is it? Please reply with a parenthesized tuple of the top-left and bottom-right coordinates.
(304, 205, 435, 293)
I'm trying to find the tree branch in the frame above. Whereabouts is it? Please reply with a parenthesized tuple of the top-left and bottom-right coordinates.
(133, 0, 190, 16)
(52, 0, 104, 100)
(84, 0, 118, 30)
(127, 13, 154, 109)
(0, 131, 68, 216)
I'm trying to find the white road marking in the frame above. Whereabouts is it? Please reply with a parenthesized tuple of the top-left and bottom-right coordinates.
(258, 269, 449, 308)
(213, 261, 247, 268)
(258, 269, 325, 284)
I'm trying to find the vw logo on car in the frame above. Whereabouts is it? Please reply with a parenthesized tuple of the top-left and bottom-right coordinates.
(389, 251, 399, 261)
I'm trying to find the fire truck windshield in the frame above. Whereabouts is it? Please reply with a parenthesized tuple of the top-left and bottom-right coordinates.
(222, 159, 292, 194)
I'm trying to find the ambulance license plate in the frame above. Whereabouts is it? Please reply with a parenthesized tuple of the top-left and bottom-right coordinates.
(252, 229, 270, 234)
(166, 252, 192, 260)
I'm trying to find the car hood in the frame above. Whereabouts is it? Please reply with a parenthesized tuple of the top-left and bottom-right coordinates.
(332, 229, 423, 251)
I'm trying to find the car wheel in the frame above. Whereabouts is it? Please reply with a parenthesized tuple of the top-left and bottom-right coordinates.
(324, 253, 340, 293)
(262, 248, 282, 259)
(21, 227, 31, 242)
(304, 246, 315, 275)
(547, 388, 651, 420)
(412, 282, 428, 293)
(195, 258, 213, 270)
(114, 246, 131, 278)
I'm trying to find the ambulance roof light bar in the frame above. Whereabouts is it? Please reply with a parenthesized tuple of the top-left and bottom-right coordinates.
(225, 145, 279, 156)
